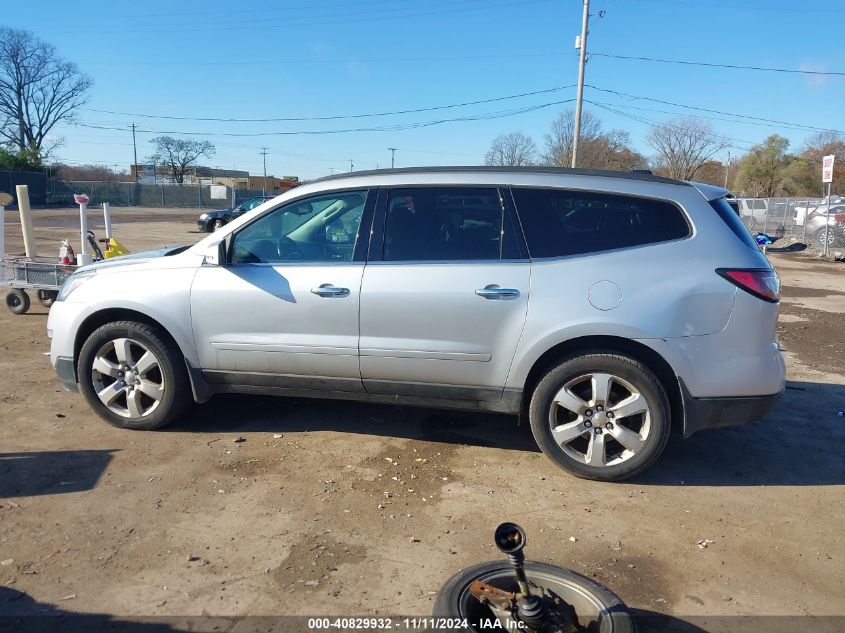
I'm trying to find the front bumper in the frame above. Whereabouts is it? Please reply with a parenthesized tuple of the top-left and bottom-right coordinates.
(55, 356, 78, 392)
(680, 379, 782, 437)
(197, 219, 210, 232)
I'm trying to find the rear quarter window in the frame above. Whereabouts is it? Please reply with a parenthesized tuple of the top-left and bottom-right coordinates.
(511, 187, 690, 258)
(709, 197, 760, 249)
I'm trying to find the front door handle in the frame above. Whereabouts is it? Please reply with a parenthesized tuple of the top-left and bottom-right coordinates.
(311, 285, 350, 297)
(475, 286, 520, 299)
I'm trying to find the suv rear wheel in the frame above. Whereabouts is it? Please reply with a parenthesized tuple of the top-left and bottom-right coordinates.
(529, 353, 670, 481)
(78, 321, 192, 430)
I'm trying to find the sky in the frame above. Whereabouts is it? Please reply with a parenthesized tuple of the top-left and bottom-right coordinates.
(4, 0, 844, 181)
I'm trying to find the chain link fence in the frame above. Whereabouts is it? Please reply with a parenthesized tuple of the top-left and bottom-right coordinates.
(735, 197, 845, 250)
(47, 180, 268, 209)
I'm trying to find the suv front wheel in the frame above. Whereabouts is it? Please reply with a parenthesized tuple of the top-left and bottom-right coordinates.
(529, 353, 670, 481)
(78, 321, 192, 430)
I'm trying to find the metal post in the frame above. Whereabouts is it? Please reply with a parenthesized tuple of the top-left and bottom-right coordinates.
(762, 198, 769, 238)
(723, 151, 731, 188)
(0, 202, 5, 259)
(782, 198, 789, 240)
(571, 0, 590, 168)
(260, 147, 268, 195)
(389, 147, 396, 169)
(131, 123, 138, 182)
(802, 199, 810, 243)
(79, 202, 91, 264)
(102, 202, 112, 239)
(823, 183, 832, 257)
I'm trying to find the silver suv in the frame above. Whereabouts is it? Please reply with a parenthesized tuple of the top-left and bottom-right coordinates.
(47, 168, 785, 481)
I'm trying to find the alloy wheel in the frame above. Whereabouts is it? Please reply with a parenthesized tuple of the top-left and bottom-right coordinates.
(548, 373, 651, 467)
(91, 337, 165, 419)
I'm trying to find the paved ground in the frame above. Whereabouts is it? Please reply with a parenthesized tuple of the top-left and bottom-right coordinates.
(1, 208, 843, 625)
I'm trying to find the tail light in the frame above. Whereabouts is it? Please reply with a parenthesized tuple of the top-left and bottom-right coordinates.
(834, 213, 845, 223)
(716, 268, 780, 303)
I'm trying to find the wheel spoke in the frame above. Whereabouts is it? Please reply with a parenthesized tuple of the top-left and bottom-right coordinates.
(137, 379, 163, 401)
(113, 338, 133, 364)
(126, 389, 144, 417)
(586, 431, 606, 466)
(591, 373, 613, 405)
(134, 351, 158, 376)
(609, 393, 647, 419)
(97, 382, 124, 406)
(552, 387, 587, 414)
(92, 355, 120, 378)
(608, 423, 645, 452)
(551, 420, 586, 445)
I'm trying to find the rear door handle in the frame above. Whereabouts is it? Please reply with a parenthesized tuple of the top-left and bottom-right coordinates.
(475, 286, 520, 299)
(311, 285, 350, 297)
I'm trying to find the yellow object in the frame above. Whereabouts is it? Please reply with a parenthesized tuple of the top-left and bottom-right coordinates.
(104, 237, 130, 258)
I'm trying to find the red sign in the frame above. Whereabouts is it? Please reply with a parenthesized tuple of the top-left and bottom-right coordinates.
(822, 154, 835, 183)
(73, 193, 90, 205)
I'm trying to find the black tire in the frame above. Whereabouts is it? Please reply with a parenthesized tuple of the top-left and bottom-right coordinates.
(77, 320, 192, 430)
(211, 219, 225, 231)
(37, 290, 59, 307)
(529, 353, 670, 482)
(6, 289, 30, 315)
(433, 560, 634, 633)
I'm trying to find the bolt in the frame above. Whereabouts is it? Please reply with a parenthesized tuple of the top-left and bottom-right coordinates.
(607, 411, 614, 419)
(584, 420, 592, 428)
(606, 422, 614, 430)
(594, 428, 603, 435)
(118, 371, 124, 377)
(596, 404, 604, 412)
(585, 409, 593, 417)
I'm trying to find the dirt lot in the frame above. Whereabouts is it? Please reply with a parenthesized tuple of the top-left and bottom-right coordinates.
(1, 209, 843, 627)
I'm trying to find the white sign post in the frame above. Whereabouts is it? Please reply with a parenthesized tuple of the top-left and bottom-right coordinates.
(822, 154, 835, 257)
(74, 193, 93, 265)
(0, 191, 13, 260)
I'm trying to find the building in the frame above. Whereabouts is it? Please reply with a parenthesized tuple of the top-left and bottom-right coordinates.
(247, 175, 300, 193)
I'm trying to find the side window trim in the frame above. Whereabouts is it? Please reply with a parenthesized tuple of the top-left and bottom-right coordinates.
(226, 187, 376, 265)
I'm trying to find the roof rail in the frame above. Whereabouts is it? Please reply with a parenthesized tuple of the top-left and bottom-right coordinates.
(312, 165, 690, 186)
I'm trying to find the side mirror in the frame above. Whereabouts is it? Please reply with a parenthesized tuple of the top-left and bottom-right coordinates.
(202, 240, 226, 266)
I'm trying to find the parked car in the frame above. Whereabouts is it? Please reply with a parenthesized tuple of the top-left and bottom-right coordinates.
(805, 205, 845, 248)
(197, 195, 274, 232)
(47, 167, 785, 481)
(792, 196, 844, 226)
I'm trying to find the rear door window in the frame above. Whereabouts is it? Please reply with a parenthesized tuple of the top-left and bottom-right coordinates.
(382, 187, 515, 261)
(511, 187, 690, 258)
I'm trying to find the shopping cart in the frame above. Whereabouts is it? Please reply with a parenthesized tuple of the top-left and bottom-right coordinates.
(1, 257, 76, 314)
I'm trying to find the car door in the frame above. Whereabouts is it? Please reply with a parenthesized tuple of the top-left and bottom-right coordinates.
(358, 185, 530, 403)
(190, 188, 374, 393)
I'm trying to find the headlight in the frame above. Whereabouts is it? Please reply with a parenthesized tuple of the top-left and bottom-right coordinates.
(57, 270, 96, 302)
(199, 213, 209, 220)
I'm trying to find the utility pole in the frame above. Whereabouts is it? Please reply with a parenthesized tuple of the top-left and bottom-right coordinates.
(570, 0, 590, 168)
(260, 147, 268, 195)
(131, 123, 138, 182)
(349, 159, 354, 172)
(388, 147, 397, 169)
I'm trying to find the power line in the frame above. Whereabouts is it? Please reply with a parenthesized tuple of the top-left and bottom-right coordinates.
(71, 98, 578, 137)
(590, 52, 845, 76)
(585, 84, 845, 135)
(83, 85, 575, 122)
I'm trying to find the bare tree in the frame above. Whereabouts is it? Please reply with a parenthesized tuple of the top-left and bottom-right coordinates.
(484, 132, 537, 166)
(543, 109, 602, 167)
(0, 27, 92, 160)
(543, 109, 646, 170)
(148, 136, 215, 183)
(646, 117, 727, 180)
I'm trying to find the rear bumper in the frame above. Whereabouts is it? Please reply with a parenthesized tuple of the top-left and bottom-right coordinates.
(680, 379, 782, 437)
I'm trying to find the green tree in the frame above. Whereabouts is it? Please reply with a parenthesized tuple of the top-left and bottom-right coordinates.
(0, 144, 43, 170)
(735, 135, 800, 197)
